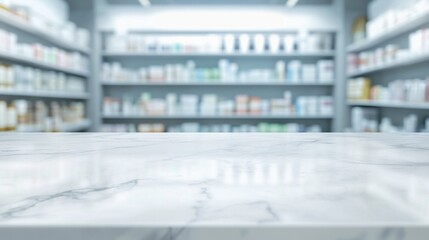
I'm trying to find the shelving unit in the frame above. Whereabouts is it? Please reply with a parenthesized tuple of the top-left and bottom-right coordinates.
(0, 11, 90, 54)
(348, 52, 429, 78)
(0, 3, 92, 133)
(99, 29, 337, 133)
(347, 12, 429, 53)
(345, 1, 429, 132)
(0, 52, 89, 77)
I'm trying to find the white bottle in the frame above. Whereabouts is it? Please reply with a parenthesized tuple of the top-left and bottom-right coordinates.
(229, 63, 238, 82)
(0, 65, 6, 89)
(283, 35, 295, 53)
(218, 59, 229, 81)
(224, 34, 235, 53)
(380, 118, 393, 133)
(207, 34, 222, 53)
(166, 93, 177, 115)
(15, 100, 28, 131)
(403, 114, 418, 132)
(6, 104, 17, 131)
(269, 34, 280, 53)
(276, 61, 285, 81)
(186, 60, 195, 82)
(307, 96, 318, 115)
(351, 107, 364, 132)
(284, 91, 292, 106)
(297, 31, 309, 52)
(287, 61, 301, 83)
(239, 34, 250, 53)
(254, 34, 266, 54)
(318, 60, 334, 83)
(6, 65, 14, 89)
(302, 64, 317, 83)
(319, 96, 334, 115)
(0, 101, 6, 131)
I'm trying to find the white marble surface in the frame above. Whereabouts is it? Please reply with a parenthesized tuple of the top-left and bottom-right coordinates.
(0, 133, 429, 240)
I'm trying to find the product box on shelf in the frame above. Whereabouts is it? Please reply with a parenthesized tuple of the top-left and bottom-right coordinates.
(348, 76, 429, 104)
(366, 0, 429, 40)
(348, 27, 429, 74)
(0, 29, 89, 72)
(348, 78, 371, 100)
(318, 60, 335, 83)
(302, 64, 317, 83)
(0, 63, 86, 93)
(351, 107, 379, 132)
(11, 3, 91, 49)
(0, 99, 86, 132)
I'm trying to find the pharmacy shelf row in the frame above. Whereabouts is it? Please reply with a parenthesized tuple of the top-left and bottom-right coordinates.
(0, 11, 90, 54)
(103, 115, 334, 120)
(98, 29, 338, 132)
(13, 119, 91, 133)
(347, 11, 429, 53)
(348, 100, 429, 110)
(0, 90, 89, 100)
(0, 52, 89, 77)
(347, 52, 429, 78)
(101, 82, 335, 87)
(102, 51, 336, 58)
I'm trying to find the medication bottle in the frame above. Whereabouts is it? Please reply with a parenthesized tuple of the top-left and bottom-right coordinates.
(0, 100, 6, 131)
(6, 103, 17, 131)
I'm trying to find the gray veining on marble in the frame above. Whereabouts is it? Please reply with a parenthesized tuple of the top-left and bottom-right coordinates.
(0, 133, 428, 240)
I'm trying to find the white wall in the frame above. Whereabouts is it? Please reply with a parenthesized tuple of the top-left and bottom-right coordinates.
(13, 0, 68, 23)
(97, 5, 340, 32)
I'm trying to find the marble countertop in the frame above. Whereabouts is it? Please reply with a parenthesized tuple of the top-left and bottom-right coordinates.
(0, 133, 429, 240)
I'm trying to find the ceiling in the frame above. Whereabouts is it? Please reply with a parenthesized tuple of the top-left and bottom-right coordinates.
(106, 0, 334, 6)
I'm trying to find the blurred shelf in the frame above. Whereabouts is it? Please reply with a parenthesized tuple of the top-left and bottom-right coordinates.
(347, 11, 429, 53)
(100, 29, 338, 34)
(348, 100, 429, 110)
(103, 115, 334, 120)
(0, 11, 90, 54)
(347, 52, 429, 77)
(102, 51, 335, 58)
(0, 51, 89, 77)
(0, 90, 89, 100)
(12, 120, 91, 133)
(102, 82, 335, 87)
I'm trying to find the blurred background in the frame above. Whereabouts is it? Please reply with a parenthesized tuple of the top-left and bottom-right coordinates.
(0, 0, 428, 133)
